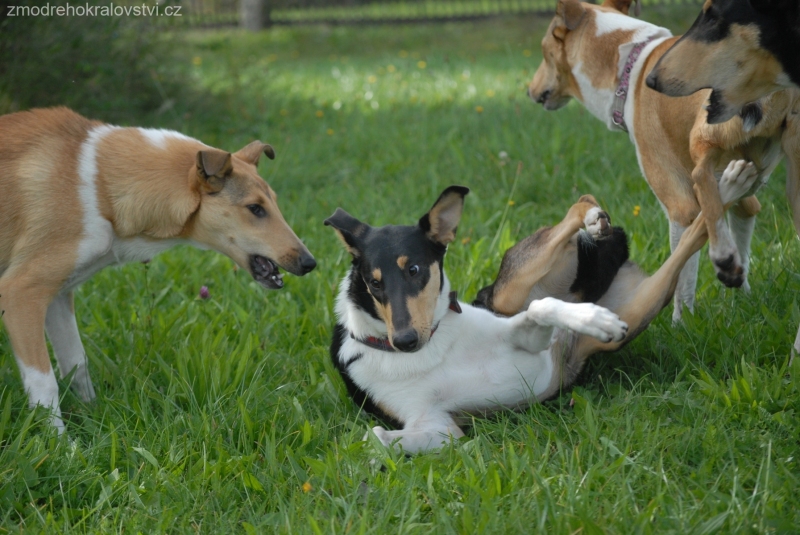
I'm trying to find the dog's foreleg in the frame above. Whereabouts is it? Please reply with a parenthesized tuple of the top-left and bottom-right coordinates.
(727, 198, 760, 294)
(45, 292, 96, 403)
(367, 413, 464, 454)
(669, 221, 699, 323)
(784, 127, 800, 365)
(491, 199, 603, 315)
(0, 276, 65, 432)
(692, 151, 745, 287)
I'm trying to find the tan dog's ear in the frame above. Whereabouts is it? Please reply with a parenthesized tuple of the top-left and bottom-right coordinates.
(601, 0, 637, 16)
(234, 140, 276, 166)
(196, 149, 233, 193)
(558, 0, 586, 30)
(419, 185, 470, 246)
(577, 194, 599, 206)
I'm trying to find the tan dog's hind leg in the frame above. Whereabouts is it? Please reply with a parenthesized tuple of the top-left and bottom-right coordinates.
(0, 271, 64, 432)
(46, 292, 96, 403)
(490, 197, 602, 315)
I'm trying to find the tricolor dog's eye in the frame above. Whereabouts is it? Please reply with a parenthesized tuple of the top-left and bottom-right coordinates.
(408, 265, 419, 276)
(247, 204, 267, 218)
(369, 279, 382, 290)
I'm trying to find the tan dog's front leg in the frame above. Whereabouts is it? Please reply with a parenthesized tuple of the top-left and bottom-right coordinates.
(0, 275, 64, 432)
(691, 150, 745, 287)
(783, 122, 800, 361)
(490, 196, 604, 315)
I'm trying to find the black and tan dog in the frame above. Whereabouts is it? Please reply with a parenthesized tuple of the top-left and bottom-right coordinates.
(646, 0, 800, 124)
(326, 165, 755, 454)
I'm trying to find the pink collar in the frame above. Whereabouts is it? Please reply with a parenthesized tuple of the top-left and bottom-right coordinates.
(611, 37, 657, 132)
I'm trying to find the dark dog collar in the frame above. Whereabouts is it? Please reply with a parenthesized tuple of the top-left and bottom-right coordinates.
(351, 291, 462, 352)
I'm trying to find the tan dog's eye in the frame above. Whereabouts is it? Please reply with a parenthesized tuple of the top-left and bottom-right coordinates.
(247, 204, 267, 218)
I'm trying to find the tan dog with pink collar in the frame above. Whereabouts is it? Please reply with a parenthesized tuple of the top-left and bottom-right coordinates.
(528, 0, 799, 323)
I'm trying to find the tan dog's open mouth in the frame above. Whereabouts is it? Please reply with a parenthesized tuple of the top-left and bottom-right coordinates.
(249, 254, 284, 289)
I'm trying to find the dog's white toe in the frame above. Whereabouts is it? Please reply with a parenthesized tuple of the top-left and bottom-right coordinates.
(719, 159, 758, 204)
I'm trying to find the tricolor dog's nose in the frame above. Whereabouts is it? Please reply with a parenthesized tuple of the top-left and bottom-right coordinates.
(299, 253, 317, 274)
(392, 329, 420, 352)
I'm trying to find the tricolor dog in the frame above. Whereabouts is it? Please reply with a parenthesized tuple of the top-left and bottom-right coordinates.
(0, 107, 316, 432)
(647, 0, 800, 124)
(529, 0, 799, 324)
(325, 170, 755, 453)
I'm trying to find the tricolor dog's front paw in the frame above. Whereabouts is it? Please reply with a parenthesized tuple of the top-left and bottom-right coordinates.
(565, 302, 628, 343)
(584, 206, 612, 239)
(366, 426, 392, 448)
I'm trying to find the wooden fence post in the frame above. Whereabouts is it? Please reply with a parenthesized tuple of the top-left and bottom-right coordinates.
(240, 0, 271, 30)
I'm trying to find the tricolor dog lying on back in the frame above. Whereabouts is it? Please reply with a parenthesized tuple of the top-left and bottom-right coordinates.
(0, 107, 316, 433)
(327, 171, 756, 453)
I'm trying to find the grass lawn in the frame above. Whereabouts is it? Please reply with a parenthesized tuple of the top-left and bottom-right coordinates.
(1, 5, 799, 533)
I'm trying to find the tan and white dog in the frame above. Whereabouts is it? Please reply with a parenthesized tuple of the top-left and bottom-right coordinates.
(0, 107, 317, 432)
(528, 0, 799, 323)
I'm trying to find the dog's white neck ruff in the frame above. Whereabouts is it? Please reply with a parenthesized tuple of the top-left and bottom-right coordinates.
(571, 11, 671, 136)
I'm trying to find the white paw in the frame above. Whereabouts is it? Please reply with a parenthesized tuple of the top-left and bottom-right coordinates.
(719, 160, 758, 205)
(366, 426, 392, 448)
(566, 303, 628, 343)
(583, 206, 612, 239)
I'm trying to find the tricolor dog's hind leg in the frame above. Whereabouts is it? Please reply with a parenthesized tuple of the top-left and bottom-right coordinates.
(574, 160, 759, 360)
(475, 195, 614, 315)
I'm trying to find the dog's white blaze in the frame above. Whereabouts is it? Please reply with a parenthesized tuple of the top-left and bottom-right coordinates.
(572, 62, 616, 123)
(76, 126, 117, 271)
(137, 127, 196, 149)
(593, 10, 661, 39)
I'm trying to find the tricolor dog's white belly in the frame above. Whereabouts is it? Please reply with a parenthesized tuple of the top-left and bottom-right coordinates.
(345, 306, 556, 422)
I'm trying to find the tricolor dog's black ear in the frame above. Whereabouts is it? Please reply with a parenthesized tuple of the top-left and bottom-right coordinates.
(418, 185, 470, 247)
(324, 208, 370, 257)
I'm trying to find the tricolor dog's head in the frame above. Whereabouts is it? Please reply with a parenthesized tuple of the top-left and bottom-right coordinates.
(187, 141, 316, 289)
(529, 0, 640, 110)
(646, 0, 799, 124)
(325, 186, 469, 352)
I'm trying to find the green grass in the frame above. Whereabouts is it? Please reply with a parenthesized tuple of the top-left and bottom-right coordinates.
(2, 7, 799, 533)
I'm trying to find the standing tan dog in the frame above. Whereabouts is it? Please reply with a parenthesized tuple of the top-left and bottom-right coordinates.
(0, 107, 316, 432)
(528, 0, 798, 324)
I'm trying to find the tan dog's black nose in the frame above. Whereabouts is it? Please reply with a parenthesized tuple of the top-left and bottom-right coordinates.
(299, 253, 317, 275)
(645, 71, 659, 91)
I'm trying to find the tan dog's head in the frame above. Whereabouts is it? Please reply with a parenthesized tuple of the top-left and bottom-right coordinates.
(646, 0, 797, 124)
(186, 141, 315, 289)
(529, 0, 639, 109)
